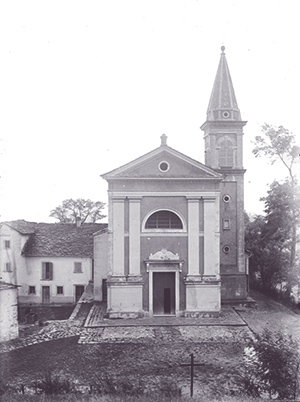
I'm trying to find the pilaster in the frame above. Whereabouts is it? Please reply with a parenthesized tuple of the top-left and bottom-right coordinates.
(203, 197, 220, 276)
(129, 197, 142, 276)
(187, 198, 200, 276)
(111, 197, 125, 276)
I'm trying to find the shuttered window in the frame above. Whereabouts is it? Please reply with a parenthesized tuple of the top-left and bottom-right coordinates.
(42, 262, 53, 280)
(74, 262, 82, 273)
(145, 211, 183, 229)
(4, 262, 12, 272)
(219, 139, 234, 167)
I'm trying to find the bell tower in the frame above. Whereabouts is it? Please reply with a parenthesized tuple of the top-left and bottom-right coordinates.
(201, 46, 248, 301)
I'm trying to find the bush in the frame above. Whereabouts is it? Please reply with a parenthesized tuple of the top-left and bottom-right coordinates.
(91, 374, 144, 397)
(31, 371, 73, 395)
(238, 328, 300, 399)
(0, 377, 8, 396)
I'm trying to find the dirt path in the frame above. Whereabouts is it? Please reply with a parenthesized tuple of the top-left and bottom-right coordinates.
(235, 290, 300, 341)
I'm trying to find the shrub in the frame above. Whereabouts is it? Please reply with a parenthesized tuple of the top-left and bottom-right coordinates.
(0, 377, 8, 396)
(238, 328, 300, 399)
(154, 376, 181, 398)
(91, 374, 144, 397)
(31, 371, 73, 395)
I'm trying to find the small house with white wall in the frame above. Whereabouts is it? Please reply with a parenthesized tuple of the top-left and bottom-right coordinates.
(0, 220, 106, 305)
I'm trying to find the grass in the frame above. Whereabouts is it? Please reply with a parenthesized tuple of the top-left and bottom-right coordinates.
(0, 393, 260, 402)
(0, 336, 245, 399)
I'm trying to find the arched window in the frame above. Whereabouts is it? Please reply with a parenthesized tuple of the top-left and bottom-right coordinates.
(145, 210, 183, 229)
(219, 139, 234, 167)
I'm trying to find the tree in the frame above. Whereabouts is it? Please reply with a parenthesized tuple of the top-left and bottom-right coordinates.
(253, 123, 300, 183)
(50, 198, 106, 224)
(245, 180, 300, 296)
(245, 212, 287, 293)
(253, 124, 300, 275)
(239, 329, 300, 399)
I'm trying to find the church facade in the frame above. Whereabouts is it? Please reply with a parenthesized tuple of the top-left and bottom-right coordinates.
(96, 47, 247, 318)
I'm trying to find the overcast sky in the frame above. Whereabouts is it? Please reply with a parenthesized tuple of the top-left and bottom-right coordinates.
(0, 0, 299, 223)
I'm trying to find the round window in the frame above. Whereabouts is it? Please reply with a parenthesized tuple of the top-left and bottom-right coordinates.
(159, 161, 169, 172)
(222, 245, 231, 254)
(222, 111, 230, 118)
(223, 194, 231, 203)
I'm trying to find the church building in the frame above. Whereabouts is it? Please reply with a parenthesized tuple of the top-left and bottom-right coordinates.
(95, 46, 247, 318)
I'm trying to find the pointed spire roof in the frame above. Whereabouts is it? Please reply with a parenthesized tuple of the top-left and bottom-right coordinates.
(206, 46, 241, 121)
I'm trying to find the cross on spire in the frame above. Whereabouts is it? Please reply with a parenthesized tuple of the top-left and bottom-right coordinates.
(160, 134, 167, 146)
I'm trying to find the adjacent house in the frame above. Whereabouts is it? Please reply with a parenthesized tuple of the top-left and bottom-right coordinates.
(94, 46, 248, 318)
(0, 220, 107, 305)
(0, 281, 19, 342)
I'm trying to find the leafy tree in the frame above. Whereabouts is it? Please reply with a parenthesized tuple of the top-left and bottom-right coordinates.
(245, 180, 300, 296)
(239, 329, 300, 399)
(253, 123, 300, 183)
(252, 124, 300, 288)
(245, 212, 287, 293)
(50, 198, 106, 224)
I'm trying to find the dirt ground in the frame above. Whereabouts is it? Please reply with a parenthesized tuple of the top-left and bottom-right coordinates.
(236, 290, 300, 340)
(1, 290, 299, 398)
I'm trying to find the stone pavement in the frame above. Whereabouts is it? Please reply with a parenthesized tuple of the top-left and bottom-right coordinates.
(78, 324, 252, 344)
(0, 320, 83, 353)
(78, 303, 252, 344)
(85, 304, 245, 327)
(0, 304, 253, 353)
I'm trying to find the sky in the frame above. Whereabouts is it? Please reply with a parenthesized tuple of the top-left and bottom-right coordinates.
(0, 0, 299, 223)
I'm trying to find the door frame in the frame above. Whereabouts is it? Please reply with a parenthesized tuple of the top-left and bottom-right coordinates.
(148, 266, 180, 317)
(42, 285, 50, 304)
(74, 285, 85, 303)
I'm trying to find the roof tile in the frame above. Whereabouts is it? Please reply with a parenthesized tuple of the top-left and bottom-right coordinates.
(15, 222, 108, 257)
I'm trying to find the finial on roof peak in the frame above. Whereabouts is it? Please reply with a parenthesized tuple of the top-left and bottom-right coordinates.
(221, 45, 225, 53)
(160, 133, 167, 146)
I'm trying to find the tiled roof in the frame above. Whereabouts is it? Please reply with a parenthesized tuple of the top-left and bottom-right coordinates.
(21, 222, 107, 258)
(4, 220, 37, 234)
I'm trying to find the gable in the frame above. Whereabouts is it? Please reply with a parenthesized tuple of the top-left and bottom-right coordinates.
(102, 145, 222, 181)
(4, 220, 37, 235)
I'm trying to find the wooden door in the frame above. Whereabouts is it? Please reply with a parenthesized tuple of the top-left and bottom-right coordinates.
(102, 279, 107, 302)
(42, 286, 50, 303)
(75, 285, 84, 302)
(153, 272, 175, 315)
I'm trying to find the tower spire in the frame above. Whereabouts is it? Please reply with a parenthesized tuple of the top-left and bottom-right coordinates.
(206, 46, 241, 121)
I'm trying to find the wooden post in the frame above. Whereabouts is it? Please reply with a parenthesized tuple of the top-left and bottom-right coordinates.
(190, 353, 194, 396)
(180, 353, 204, 397)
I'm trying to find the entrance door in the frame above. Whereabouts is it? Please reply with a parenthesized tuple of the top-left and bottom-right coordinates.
(75, 285, 85, 302)
(102, 279, 107, 302)
(153, 272, 175, 315)
(42, 286, 50, 303)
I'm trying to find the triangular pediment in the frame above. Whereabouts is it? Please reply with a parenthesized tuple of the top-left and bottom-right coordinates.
(102, 145, 222, 180)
